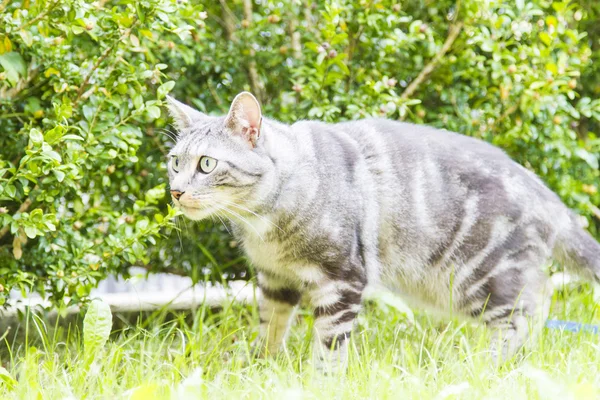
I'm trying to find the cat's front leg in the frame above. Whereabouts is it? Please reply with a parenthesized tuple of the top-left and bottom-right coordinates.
(252, 272, 301, 357)
(309, 279, 365, 373)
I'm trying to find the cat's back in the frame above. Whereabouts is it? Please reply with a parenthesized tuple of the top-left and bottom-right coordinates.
(295, 118, 516, 168)
(336, 118, 560, 203)
(291, 117, 565, 214)
(341, 118, 511, 169)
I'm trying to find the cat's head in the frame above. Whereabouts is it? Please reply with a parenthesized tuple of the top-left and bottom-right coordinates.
(165, 92, 273, 221)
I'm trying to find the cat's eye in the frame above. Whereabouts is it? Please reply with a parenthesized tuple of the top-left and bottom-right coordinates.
(171, 156, 180, 173)
(198, 156, 218, 174)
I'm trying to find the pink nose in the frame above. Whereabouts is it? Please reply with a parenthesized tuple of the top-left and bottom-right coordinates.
(170, 190, 184, 200)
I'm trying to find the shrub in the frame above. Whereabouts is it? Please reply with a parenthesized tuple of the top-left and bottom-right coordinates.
(1, 0, 599, 306)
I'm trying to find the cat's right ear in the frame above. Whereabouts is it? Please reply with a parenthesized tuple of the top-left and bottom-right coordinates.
(165, 96, 204, 131)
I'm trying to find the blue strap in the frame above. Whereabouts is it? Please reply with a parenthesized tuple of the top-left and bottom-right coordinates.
(545, 320, 600, 335)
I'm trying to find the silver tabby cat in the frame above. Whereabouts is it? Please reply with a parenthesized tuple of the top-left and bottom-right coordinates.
(166, 92, 600, 370)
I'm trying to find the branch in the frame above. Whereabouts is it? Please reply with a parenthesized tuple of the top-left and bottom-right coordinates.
(139, 264, 189, 277)
(0, 69, 40, 101)
(400, 22, 463, 100)
(242, 0, 265, 102)
(207, 80, 227, 112)
(591, 204, 600, 222)
(146, 127, 168, 156)
(0, 113, 26, 120)
(74, 21, 137, 105)
(287, 16, 302, 59)
(490, 103, 519, 133)
(17, 0, 60, 31)
(0, 0, 11, 13)
(346, 25, 365, 92)
(218, 0, 237, 41)
(303, 0, 315, 34)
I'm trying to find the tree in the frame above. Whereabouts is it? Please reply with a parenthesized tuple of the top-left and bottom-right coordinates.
(1, 0, 599, 306)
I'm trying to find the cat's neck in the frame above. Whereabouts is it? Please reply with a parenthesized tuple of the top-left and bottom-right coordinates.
(234, 119, 313, 235)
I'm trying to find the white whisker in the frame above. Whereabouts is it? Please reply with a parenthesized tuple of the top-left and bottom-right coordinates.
(159, 128, 178, 142)
(219, 199, 284, 233)
(174, 214, 184, 252)
(214, 210, 232, 236)
(221, 205, 265, 242)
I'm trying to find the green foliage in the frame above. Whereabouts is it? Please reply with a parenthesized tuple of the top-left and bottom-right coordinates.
(1, 0, 600, 305)
(82, 299, 112, 363)
(0, 287, 599, 398)
(0, 0, 201, 305)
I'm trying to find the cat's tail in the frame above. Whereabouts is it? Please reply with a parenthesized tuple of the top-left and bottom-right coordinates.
(554, 216, 600, 283)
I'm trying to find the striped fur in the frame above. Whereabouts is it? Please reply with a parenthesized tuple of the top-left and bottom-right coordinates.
(166, 93, 600, 370)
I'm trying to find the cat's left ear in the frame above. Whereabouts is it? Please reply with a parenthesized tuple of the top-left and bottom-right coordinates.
(165, 96, 204, 131)
(224, 92, 262, 148)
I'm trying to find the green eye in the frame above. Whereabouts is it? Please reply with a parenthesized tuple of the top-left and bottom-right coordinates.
(198, 156, 218, 174)
(172, 156, 180, 173)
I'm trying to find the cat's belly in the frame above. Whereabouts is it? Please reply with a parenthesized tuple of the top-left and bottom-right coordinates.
(377, 245, 460, 316)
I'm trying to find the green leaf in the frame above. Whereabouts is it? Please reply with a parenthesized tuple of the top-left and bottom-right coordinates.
(146, 105, 161, 120)
(480, 40, 494, 52)
(539, 32, 552, 46)
(0, 52, 26, 85)
(575, 148, 599, 169)
(53, 170, 65, 182)
(0, 366, 16, 390)
(44, 126, 65, 144)
(157, 81, 175, 99)
(19, 30, 33, 47)
(30, 209, 42, 222)
(29, 129, 44, 144)
(24, 226, 36, 239)
(145, 184, 166, 204)
(136, 3, 146, 23)
(61, 134, 84, 142)
(136, 219, 149, 231)
(83, 105, 95, 121)
(5, 184, 16, 198)
(43, 150, 62, 163)
(83, 299, 113, 359)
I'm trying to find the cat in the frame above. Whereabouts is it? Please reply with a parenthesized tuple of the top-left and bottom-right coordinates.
(165, 91, 600, 371)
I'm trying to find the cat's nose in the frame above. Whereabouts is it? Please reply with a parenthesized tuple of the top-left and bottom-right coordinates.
(170, 190, 185, 200)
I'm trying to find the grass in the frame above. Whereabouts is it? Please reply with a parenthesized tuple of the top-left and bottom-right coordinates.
(0, 284, 599, 400)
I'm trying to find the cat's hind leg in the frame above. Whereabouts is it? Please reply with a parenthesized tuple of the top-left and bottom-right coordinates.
(482, 270, 552, 363)
(461, 255, 553, 363)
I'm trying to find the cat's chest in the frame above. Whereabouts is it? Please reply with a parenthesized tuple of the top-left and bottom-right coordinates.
(237, 217, 325, 284)
(243, 236, 286, 270)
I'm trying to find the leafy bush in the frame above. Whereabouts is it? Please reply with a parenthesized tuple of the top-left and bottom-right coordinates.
(1, 0, 599, 306)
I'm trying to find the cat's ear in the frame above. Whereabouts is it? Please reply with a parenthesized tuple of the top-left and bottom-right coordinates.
(224, 92, 262, 148)
(165, 96, 204, 131)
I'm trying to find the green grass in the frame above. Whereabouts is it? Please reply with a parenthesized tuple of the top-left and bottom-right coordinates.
(1, 286, 599, 400)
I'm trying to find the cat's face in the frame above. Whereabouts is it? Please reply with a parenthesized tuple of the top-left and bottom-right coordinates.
(166, 92, 272, 221)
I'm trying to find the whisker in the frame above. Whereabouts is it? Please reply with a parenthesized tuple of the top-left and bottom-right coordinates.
(221, 205, 265, 242)
(219, 199, 284, 233)
(185, 215, 191, 234)
(159, 128, 178, 142)
(214, 210, 232, 236)
(174, 215, 184, 252)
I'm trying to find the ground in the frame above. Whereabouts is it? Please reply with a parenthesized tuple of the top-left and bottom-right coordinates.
(1, 284, 599, 400)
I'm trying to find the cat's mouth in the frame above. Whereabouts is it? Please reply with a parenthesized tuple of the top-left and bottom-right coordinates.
(177, 203, 216, 221)
(179, 204, 202, 210)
